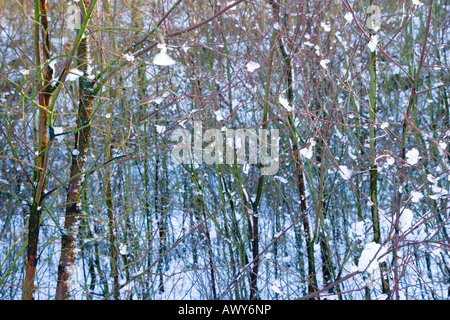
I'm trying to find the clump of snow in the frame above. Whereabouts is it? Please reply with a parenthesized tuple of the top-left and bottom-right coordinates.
(123, 53, 134, 62)
(153, 44, 176, 66)
(279, 96, 293, 111)
(358, 242, 388, 272)
(429, 184, 449, 200)
(156, 125, 166, 134)
(427, 174, 438, 184)
(271, 284, 281, 294)
(19, 69, 30, 76)
(368, 34, 378, 52)
(410, 190, 423, 203)
(344, 12, 353, 23)
(274, 176, 288, 184)
(270, 280, 284, 295)
(320, 59, 330, 69)
(338, 165, 352, 180)
(214, 110, 224, 121)
(119, 243, 128, 255)
(151, 93, 169, 105)
(243, 163, 250, 175)
(300, 146, 313, 159)
(321, 21, 331, 32)
(48, 59, 57, 72)
(66, 68, 84, 82)
(300, 140, 315, 160)
(405, 148, 420, 166)
(399, 208, 413, 233)
(245, 61, 260, 72)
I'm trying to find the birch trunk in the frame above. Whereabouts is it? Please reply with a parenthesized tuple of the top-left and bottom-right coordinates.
(55, 1, 95, 298)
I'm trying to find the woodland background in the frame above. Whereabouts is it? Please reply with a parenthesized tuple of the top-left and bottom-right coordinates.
(0, 0, 449, 300)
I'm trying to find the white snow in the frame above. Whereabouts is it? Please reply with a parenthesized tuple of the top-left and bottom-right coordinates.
(358, 242, 388, 272)
(405, 148, 420, 166)
(355, 221, 366, 238)
(66, 68, 84, 82)
(300, 146, 313, 159)
(368, 34, 378, 52)
(243, 162, 250, 175)
(429, 184, 449, 199)
(338, 165, 352, 180)
(321, 22, 331, 32)
(48, 59, 57, 72)
(19, 69, 30, 76)
(410, 190, 423, 203)
(245, 61, 260, 72)
(270, 280, 283, 294)
(279, 96, 292, 111)
(271, 284, 281, 294)
(344, 12, 353, 23)
(214, 110, 224, 121)
(123, 53, 134, 62)
(354, 219, 371, 239)
(320, 59, 330, 70)
(274, 176, 288, 184)
(119, 243, 128, 255)
(153, 44, 176, 66)
(156, 125, 166, 134)
(399, 208, 413, 233)
(427, 174, 438, 184)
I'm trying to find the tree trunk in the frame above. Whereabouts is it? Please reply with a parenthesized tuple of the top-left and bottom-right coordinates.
(55, 2, 95, 297)
(23, 0, 53, 300)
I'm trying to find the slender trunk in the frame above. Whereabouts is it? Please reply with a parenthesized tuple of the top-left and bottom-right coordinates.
(249, 48, 274, 299)
(368, 16, 390, 295)
(103, 0, 120, 299)
(55, 2, 96, 297)
(23, 0, 53, 300)
(154, 130, 164, 293)
(316, 136, 338, 295)
(201, 202, 217, 299)
(218, 174, 239, 299)
(106, 166, 119, 299)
